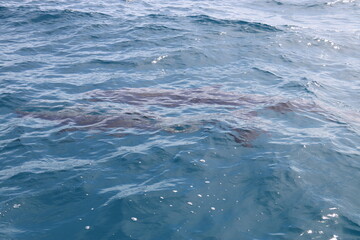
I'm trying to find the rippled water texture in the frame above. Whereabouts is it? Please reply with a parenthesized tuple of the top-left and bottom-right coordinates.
(1, 0, 360, 239)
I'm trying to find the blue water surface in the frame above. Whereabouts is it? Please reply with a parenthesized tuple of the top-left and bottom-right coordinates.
(1, 0, 360, 239)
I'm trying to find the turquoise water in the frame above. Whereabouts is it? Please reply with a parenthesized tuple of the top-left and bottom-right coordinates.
(1, 0, 360, 239)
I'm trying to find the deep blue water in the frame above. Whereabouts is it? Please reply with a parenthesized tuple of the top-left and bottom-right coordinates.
(1, 0, 360, 239)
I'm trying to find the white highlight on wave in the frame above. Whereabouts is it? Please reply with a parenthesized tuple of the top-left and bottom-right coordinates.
(100, 177, 184, 206)
(326, 0, 356, 5)
(151, 55, 168, 64)
(0, 158, 93, 180)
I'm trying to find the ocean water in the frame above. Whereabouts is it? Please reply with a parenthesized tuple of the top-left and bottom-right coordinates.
(1, 0, 360, 239)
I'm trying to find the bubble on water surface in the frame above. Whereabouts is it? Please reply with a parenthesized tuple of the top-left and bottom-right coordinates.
(13, 204, 21, 209)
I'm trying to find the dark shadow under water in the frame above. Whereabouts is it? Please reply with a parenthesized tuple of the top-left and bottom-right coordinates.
(17, 86, 358, 148)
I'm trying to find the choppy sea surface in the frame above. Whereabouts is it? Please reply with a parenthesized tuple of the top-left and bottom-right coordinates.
(1, 0, 360, 239)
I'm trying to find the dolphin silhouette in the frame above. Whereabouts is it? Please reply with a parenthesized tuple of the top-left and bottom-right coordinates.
(20, 86, 338, 147)
(16, 109, 261, 147)
(16, 110, 159, 132)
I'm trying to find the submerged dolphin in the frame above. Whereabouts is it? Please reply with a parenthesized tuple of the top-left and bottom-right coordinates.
(20, 86, 350, 147)
(16, 110, 261, 147)
(15, 86, 317, 148)
(85, 86, 330, 115)
(16, 110, 159, 131)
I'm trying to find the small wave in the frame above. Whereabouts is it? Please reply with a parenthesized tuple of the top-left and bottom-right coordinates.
(251, 67, 283, 84)
(0, 224, 24, 238)
(0, 158, 93, 181)
(0, 61, 47, 73)
(90, 59, 137, 66)
(3, 7, 110, 27)
(29, 9, 109, 24)
(0, 6, 11, 19)
(0, 93, 27, 110)
(267, 0, 358, 8)
(100, 178, 184, 206)
(52, 59, 137, 74)
(127, 23, 185, 41)
(189, 15, 280, 33)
